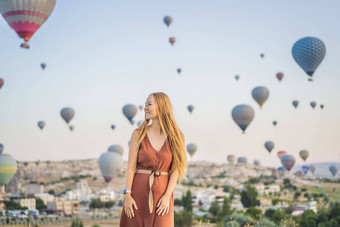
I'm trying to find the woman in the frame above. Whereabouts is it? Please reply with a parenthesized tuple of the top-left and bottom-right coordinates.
(120, 92, 186, 227)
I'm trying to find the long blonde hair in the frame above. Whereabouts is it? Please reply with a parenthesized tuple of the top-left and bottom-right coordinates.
(137, 92, 186, 180)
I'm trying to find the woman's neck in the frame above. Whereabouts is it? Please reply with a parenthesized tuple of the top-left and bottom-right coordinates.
(149, 118, 163, 135)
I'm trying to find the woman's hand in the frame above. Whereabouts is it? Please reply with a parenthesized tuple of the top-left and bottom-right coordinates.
(156, 194, 171, 216)
(124, 194, 138, 218)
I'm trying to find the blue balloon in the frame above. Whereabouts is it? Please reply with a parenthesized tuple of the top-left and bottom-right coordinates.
(301, 165, 309, 175)
(292, 37, 326, 81)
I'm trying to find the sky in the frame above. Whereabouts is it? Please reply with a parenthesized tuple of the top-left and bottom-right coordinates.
(0, 0, 339, 169)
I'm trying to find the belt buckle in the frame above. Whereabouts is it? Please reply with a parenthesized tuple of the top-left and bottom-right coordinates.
(153, 170, 161, 177)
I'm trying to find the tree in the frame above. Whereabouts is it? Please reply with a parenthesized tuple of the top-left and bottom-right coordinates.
(240, 183, 259, 208)
(264, 209, 275, 219)
(71, 219, 84, 227)
(48, 190, 55, 195)
(220, 197, 232, 217)
(245, 207, 262, 220)
(271, 198, 279, 206)
(35, 198, 46, 211)
(182, 190, 192, 212)
(208, 201, 220, 217)
(174, 209, 192, 227)
(293, 191, 301, 201)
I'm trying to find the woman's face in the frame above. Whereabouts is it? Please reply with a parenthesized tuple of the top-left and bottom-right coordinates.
(144, 95, 158, 120)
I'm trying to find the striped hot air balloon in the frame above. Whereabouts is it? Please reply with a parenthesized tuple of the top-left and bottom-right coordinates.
(0, 153, 17, 185)
(0, 0, 56, 48)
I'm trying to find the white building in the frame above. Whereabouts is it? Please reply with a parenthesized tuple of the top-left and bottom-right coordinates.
(34, 193, 55, 205)
(25, 184, 44, 194)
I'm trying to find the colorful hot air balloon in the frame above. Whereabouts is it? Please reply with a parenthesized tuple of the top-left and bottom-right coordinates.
(320, 104, 324, 109)
(329, 165, 338, 177)
(0, 78, 4, 89)
(292, 37, 326, 81)
(252, 86, 269, 108)
(276, 72, 284, 82)
(186, 143, 197, 158)
(253, 160, 260, 166)
(98, 149, 123, 183)
(40, 63, 46, 70)
(235, 74, 240, 81)
(281, 154, 295, 172)
(272, 121, 277, 126)
(232, 105, 254, 133)
(187, 105, 194, 114)
(301, 165, 309, 175)
(309, 165, 316, 174)
(37, 121, 45, 130)
(69, 125, 74, 131)
(0, 0, 56, 49)
(177, 68, 182, 74)
(299, 150, 309, 161)
(0, 153, 17, 185)
(108, 145, 123, 156)
(163, 16, 172, 27)
(0, 144, 3, 153)
(60, 107, 75, 124)
(122, 104, 137, 125)
(310, 101, 317, 109)
(277, 151, 287, 159)
(111, 124, 115, 130)
(227, 155, 235, 164)
(292, 100, 299, 109)
(277, 167, 285, 172)
(169, 37, 176, 46)
(237, 157, 247, 164)
(264, 141, 274, 153)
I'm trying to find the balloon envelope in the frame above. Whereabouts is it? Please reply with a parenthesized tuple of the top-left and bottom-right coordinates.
(281, 154, 295, 172)
(253, 160, 260, 166)
(237, 157, 247, 164)
(292, 100, 299, 109)
(277, 151, 287, 159)
(69, 125, 74, 131)
(227, 155, 235, 164)
(0, 78, 4, 89)
(252, 86, 269, 108)
(187, 105, 194, 113)
(37, 121, 45, 130)
(302, 165, 309, 175)
(264, 141, 274, 153)
(163, 16, 172, 27)
(60, 107, 75, 124)
(122, 104, 137, 125)
(309, 165, 316, 174)
(98, 151, 123, 183)
(299, 150, 309, 161)
(320, 104, 324, 109)
(310, 101, 317, 109)
(273, 121, 277, 126)
(177, 68, 181, 74)
(186, 143, 197, 158)
(111, 124, 115, 130)
(0, 153, 17, 185)
(329, 165, 338, 177)
(108, 145, 124, 156)
(276, 72, 284, 81)
(0, 0, 56, 44)
(232, 105, 254, 133)
(235, 75, 240, 81)
(292, 37, 326, 81)
(41, 63, 46, 70)
(137, 120, 143, 127)
(169, 37, 176, 45)
(0, 144, 3, 153)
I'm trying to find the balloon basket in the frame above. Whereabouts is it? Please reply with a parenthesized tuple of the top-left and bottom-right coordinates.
(20, 43, 30, 49)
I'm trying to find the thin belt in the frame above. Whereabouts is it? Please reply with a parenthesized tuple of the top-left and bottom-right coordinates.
(135, 169, 170, 214)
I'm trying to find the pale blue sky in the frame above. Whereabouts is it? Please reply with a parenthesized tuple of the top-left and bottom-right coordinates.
(0, 0, 339, 168)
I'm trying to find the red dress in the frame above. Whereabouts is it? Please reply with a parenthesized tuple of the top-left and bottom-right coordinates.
(120, 134, 174, 227)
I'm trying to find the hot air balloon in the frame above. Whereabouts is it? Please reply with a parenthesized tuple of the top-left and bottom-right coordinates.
(276, 72, 284, 82)
(137, 120, 143, 127)
(0, 144, 3, 153)
(163, 16, 172, 27)
(98, 149, 123, 183)
(237, 157, 247, 164)
(299, 150, 309, 162)
(277, 151, 287, 159)
(69, 125, 74, 131)
(301, 165, 309, 175)
(264, 141, 274, 153)
(122, 104, 137, 125)
(37, 121, 45, 130)
(0, 153, 17, 185)
(0, 78, 4, 89)
(0, 0, 56, 49)
(227, 155, 235, 164)
(111, 124, 115, 130)
(281, 154, 295, 172)
(235, 75, 240, 81)
(232, 105, 254, 133)
(292, 100, 299, 109)
(40, 63, 46, 70)
(320, 104, 324, 109)
(108, 145, 124, 156)
(169, 37, 176, 46)
(277, 167, 285, 172)
(186, 143, 197, 158)
(177, 68, 182, 74)
(253, 160, 260, 166)
(60, 108, 75, 124)
(260, 53, 265, 58)
(310, 101, 317, 109)
(273, 121, 277, 126)
(252, 86, 269, 108)
(309, 165, 316, 174)
(292, 37, 326, 81)
(187, 105, 194, 114)
(329, 165, 338, 177)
